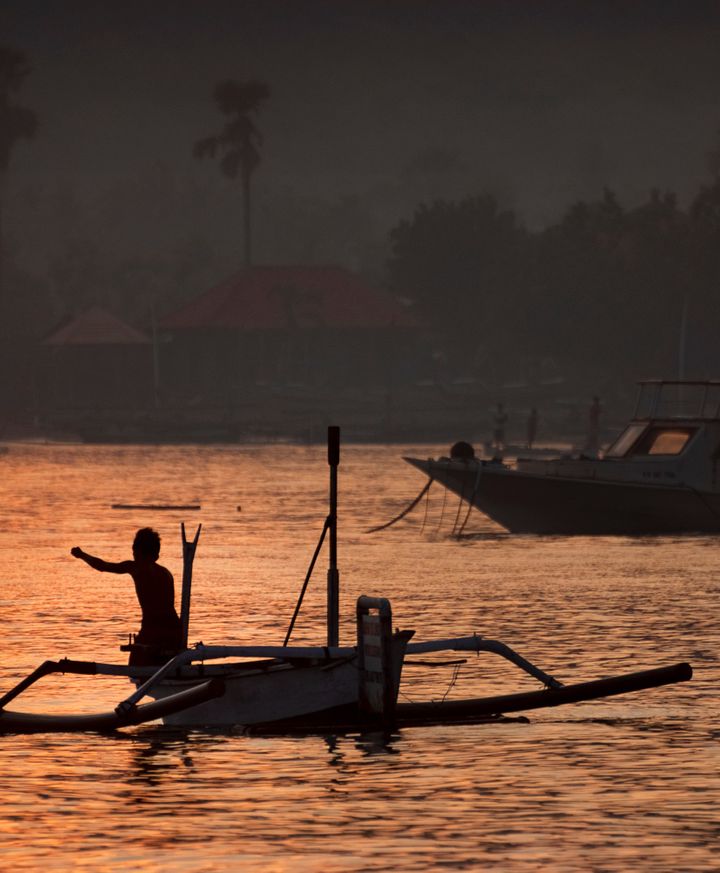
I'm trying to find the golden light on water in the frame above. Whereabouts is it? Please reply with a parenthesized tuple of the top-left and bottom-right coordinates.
(0, 443, 717, 870)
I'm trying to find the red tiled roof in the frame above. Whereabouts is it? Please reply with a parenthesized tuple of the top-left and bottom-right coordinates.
(161, 265, 416, 330)
(42, 306, 151, 346)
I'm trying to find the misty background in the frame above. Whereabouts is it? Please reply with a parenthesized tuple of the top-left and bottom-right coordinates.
(2, 0, 720, 444)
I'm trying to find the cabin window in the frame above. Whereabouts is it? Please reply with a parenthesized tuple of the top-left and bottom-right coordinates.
(632, 427, 696, 456)
(605, 424, 647, 458)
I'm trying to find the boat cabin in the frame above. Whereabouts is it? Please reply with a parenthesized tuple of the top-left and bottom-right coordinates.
(516, 381, 720, 492)
(605, 381, 720, 458)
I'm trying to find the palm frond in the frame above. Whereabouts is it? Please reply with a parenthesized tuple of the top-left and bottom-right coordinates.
(214, 79, 270, 116)
(0, 45, 32, 93)
(195, 77, 269, 182)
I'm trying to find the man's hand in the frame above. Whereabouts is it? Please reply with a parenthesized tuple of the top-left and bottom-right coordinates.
(71, 547, 84, 558)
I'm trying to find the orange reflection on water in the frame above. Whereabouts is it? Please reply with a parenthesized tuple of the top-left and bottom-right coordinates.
(0, 443, 717, 870)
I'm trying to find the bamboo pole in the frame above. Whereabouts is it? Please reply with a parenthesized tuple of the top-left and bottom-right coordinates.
(327, 426, 340, 647)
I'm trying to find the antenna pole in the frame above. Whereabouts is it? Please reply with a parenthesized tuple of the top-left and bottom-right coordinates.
(679, 294, 688, 382)
(327, 426, 340, 647)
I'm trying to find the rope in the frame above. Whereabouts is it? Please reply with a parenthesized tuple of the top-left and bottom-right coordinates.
(450, 470, 470, 537)
(436, 662, 463, 703)
(403, 658, 468, 668)
(456, 498, 475, 538)
(435, 467, 449, 534)
(456, 466, 483, 538)
(399, 659, 467, 704)
(420, 476, 433, 534)
(283, 515, 331, 645)
(366, 478, 434, 533)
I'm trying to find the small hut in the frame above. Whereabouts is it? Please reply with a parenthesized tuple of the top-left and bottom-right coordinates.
(39, 306, 154, 412)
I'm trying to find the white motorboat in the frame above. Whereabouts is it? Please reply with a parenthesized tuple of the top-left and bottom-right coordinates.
(406, 381, 720, 535)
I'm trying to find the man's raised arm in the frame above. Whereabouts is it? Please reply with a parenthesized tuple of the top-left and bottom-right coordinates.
(71, 547, 132, 574)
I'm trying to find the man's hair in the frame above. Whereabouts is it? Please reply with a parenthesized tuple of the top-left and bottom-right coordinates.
(133, 527, 161, 560)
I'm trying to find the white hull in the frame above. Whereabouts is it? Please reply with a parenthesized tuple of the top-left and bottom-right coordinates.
(148, 657, 359, 726)
(406, 381, 720, 535)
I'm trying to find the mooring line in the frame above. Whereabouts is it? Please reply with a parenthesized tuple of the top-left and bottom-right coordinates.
(456, 465, 483, 538)
(367, 478, 434, 533)
(435, 464, 449, 534)
(450, 470, 470, 537)
(456, 496, 475, 538)
(420, 477, 433, 534)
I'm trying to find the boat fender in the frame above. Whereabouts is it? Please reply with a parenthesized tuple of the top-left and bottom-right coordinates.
(450, 441, 475, 460)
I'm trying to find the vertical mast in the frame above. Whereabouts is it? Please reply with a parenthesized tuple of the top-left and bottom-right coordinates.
(180, 523, 202, 649)
(327, 425, 340, 647)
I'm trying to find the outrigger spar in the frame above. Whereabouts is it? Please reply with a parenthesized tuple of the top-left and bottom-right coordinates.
(0, 427, 692, 734)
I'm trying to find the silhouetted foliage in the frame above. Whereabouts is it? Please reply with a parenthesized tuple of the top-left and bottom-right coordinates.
(388, 196, 528, 372)
(706, 127, 720, 182)
(387, 182, 720, 387)
(0, 45, 37, 173)
(0, 45, 38, 410)
(0, 45, 37, 305)
(194, 78, 270, 267)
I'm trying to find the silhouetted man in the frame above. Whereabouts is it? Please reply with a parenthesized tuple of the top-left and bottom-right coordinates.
(71, 527, 182, 666)
(493, 402, 508, 453)
(587, 396, 602, 455)
(527, 407, 539, 450)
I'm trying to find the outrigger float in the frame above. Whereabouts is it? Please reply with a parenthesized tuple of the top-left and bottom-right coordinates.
(0, 428, 692, 734)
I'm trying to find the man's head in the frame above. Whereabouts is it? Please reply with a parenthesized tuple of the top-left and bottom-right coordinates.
(133, 527, 161, 561)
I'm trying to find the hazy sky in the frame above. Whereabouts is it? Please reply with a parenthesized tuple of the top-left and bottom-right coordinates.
(3, 0, 720, 228)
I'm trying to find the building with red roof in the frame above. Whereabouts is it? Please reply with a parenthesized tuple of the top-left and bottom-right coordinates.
(162, 265, 416, 332)
(160, 265, 422, 400)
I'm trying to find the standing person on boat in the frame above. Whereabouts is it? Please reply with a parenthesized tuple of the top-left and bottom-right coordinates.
(586, 395, 602, 455)
(526, 407, 539, 450)
(492, 402, 508, 453)
(71, 528, 182, 666)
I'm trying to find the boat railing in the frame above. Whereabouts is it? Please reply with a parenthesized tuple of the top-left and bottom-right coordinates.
(633, 380, 720, 421)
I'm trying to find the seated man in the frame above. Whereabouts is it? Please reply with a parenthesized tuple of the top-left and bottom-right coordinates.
(71, 527, 183, 666)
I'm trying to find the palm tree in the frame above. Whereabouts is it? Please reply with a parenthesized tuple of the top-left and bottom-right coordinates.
(0, 45, 37, 297)
(194, 79, 270, 267)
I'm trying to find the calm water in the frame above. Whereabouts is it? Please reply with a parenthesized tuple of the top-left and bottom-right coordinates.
(0, 443, 717, 871)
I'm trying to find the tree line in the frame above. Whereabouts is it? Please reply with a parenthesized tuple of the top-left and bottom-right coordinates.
(3, 41, 720, 418)
(387, 183, 720, 390)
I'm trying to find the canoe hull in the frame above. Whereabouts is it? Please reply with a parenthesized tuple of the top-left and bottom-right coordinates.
(149, 657, 359, 726)
(0, 679, 225, 734)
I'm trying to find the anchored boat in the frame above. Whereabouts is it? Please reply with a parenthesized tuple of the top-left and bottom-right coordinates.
(406, 380, 720, 535)
(0, 427, 692, 733)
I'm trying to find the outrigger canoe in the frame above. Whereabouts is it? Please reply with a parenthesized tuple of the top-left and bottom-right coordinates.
(0, 428, 692, 733)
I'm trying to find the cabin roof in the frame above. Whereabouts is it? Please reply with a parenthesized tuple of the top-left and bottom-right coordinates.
(633, 380, 720, 421)
(161, 265, 416, 330)
(637, 379, 720, 387)
(42, 306, 151, 346)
